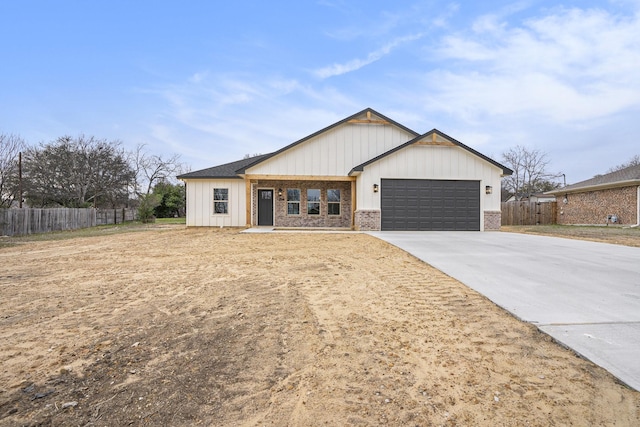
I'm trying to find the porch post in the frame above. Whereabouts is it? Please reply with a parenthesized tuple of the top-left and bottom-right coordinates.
(245, 177, 252, 227)
(351, 179, 357, 229)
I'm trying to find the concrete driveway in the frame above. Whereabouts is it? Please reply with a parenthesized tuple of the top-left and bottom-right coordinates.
(369, 231, 640, 391)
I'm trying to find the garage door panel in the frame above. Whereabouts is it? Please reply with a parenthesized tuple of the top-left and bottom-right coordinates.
(381, 179, 480, 231)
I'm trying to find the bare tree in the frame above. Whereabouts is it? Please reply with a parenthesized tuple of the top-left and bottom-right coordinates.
(607, 155, 640, 173)
(129, 144, 183, 197)
(0, 133, 27, 208)
(501, 145, 561, 200)
(22, 135, 133, 208)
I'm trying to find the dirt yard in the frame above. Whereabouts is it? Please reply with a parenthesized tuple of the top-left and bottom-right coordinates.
(1, 226, 639, 426)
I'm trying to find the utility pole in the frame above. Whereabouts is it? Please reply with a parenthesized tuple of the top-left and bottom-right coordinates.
(18, 151, 23, 208)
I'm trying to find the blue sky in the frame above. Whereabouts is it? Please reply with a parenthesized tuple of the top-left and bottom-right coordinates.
(1, 0, 639, 183)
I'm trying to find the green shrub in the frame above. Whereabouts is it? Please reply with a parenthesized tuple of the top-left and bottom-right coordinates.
(137, 194, 161, 223)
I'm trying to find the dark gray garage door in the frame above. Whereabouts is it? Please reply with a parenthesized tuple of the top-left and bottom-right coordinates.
(381, 179, 480, 231)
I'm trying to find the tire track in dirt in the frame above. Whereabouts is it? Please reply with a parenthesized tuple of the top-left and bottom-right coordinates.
(1, 229, 639, 426)
(262, 235, 640, 426)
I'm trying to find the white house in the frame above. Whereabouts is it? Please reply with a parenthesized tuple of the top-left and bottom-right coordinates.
(178, 108, 512, 231)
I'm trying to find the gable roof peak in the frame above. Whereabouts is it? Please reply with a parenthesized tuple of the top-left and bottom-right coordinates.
(235, 108, 420, 174)
(350, 128, 513, 176)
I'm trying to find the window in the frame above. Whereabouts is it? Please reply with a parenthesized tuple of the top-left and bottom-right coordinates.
(307, 189, 320, 215)
(287, 189, 300, 215)
(213, 188, 228, 214)
(328, 189, 341, 215)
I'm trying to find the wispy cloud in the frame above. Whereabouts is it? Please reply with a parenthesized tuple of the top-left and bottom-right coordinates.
(314, 32, 425, 79)
(427, 6, 640, 124)
(145, 72, 360, 167)
(140, 1, 640, 181)
(470, 1, 531, 34)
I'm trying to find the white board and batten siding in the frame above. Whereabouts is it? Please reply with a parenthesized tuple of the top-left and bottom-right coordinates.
(357, 144, 504, 211)
(245, 123, 415, 177)
(185, 179, 246, 227)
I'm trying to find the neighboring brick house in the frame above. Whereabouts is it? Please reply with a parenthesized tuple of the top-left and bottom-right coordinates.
(178, 108, 512, 231)
(548, 164, 640, 226)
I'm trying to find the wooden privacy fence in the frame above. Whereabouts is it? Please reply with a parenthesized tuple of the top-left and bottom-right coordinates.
(0, 208, 138, 236)
(501, 201, 557, 226)
(95, 208, 138, 225)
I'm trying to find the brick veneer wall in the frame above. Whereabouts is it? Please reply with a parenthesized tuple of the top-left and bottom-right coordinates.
(252, 180, 352, 228)
(483, 210, 501, 231)
(354, 210, 381, 231)
(556, 186, 638, 225)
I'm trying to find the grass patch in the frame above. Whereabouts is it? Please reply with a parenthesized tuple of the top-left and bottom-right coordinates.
(155, 217, 186, 225)
(503, 224, 640, 247)
(0, 220, 185, 249)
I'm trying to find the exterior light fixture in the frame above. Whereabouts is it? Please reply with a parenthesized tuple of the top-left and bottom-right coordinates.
(485, 185, 492, 194)
(563, 195, 568, 204)
(373, 184, 379, 193)
(278, 188, 283, 197)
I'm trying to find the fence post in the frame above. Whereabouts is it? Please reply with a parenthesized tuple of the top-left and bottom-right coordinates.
(0, 207, 142, 236)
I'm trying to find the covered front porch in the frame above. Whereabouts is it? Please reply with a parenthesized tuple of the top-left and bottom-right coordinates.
(244, 176, 356, 229)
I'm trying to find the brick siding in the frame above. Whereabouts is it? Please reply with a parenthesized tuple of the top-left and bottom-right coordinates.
(252, 180, 352, 228)
(483, 210, 502, 231)
(354, 210, 381, 231)
(557, 186, 638, 225)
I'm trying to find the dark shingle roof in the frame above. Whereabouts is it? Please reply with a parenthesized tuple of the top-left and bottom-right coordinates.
(177, 154, 271, 179)
(549, 163, 640, 193)
(235, 107, 420, 174)
(177, 109, 513, 180)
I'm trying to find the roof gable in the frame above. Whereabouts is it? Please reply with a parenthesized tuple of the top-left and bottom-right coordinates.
(236, 108, 419, 174)
(349, 129, 513, 176)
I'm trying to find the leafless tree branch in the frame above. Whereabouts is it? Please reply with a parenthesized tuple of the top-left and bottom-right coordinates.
(0, 133, 27, 208)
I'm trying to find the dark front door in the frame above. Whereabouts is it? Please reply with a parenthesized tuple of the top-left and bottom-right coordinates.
(257, 189, 274, 226)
